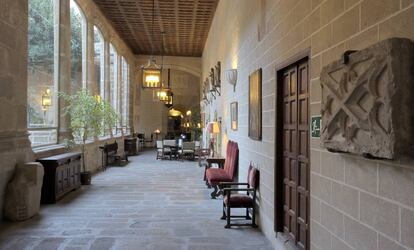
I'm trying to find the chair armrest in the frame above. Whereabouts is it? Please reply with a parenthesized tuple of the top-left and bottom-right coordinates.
(223, 188, 255, 192)
(220, 182, 249, 187)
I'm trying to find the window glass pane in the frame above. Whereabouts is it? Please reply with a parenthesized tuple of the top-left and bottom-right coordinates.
(121, 57, 129, 129)
(110, 45, 118, 112)
(27, 0, 57, 146)
(70, 0, 85, 91)
(94, 26, 104, 98)
(109, 44, 118, 133)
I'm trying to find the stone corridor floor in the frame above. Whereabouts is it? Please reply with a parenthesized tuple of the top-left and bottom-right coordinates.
(0, 150, 274, 250)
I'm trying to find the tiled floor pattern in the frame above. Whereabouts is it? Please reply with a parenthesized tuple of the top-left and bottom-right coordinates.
(0, 150, 274, 250)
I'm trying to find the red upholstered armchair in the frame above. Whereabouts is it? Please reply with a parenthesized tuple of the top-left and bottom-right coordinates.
(221, 165, 259, 228)
(205, 141, 239, 199)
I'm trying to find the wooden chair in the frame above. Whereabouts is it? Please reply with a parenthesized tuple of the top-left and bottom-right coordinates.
(205, 141, 238, 198)
(163, 139, 177, 160)
(221, 165, 259, 228)
(179, 141, 196, 160)
(156, 140, 165, 159)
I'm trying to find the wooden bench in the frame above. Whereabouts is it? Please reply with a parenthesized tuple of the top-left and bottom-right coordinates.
(99, 141, 128, 170)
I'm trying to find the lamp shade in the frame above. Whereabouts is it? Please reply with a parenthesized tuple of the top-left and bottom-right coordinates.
(207, 122, 220, 134)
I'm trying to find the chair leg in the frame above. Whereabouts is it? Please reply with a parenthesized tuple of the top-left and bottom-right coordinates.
(210, 185, 218, 199)
(252, 207, 257, 228)
(221, 202, 226, 220)
(225, 205, 231, 228)
(246, 208, 251, 220)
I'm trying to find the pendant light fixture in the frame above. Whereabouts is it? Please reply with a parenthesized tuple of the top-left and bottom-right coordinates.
(155, 32, 170, 100)
(162, 69, 173, 108)
(163, 68, 173, 108)
(141, 0, 162, 89)
(158, 69, 171, 102)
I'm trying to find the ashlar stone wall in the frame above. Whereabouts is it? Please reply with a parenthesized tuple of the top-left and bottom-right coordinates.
(202, 0, 414, 249)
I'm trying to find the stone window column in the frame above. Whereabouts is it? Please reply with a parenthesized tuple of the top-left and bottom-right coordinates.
(85, 18, 96, 94)
(129, 64, 135, 132)
(56, 0, 73, 143)
(104, 40, 111, 103)
(117, 53, 123, 135)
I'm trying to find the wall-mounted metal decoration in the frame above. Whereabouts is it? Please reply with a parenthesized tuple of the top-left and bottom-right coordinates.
(202, 80, 210, 104)
(321, 38, 414, 159)
(230, 102, 238, 131)
(225, 69, 237, 92)
(209, 62, 221, 98)
(248, 68, 262, 141)
(214, 61, 221, 88)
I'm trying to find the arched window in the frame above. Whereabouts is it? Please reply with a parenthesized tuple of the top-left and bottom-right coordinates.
(94, 26, 105, 98)
(27, 0, 57, 146)
(70, 0, 86, 91)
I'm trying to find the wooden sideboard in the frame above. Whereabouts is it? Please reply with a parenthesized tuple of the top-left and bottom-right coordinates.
(37, 152, 81, 204)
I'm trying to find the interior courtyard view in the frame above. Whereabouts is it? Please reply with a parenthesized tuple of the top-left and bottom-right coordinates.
(1, 0, 414, 249)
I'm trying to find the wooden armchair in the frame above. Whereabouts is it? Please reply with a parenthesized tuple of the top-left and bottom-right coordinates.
(221, 165, 259, 228)
(205, 141, 238, 199)
(179, 141, 196, 160)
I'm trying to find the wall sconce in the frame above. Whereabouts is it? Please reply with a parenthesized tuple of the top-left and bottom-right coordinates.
(42, 88, 52, 111)
(225, 69, 237, 92)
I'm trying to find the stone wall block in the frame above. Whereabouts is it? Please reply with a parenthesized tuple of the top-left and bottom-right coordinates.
(378, 234, 406, 250)
(321, 38, 414, 159)
(401, 208, 414, 248)
(344, 216, 377, 250)
(311, 220, 331, 250)
(331, 182, 359, 219)
(332, 235, 353, 250)
(320, 151, 344, 181)
(320, 202, 344, 239)
(344, 156, 377, 194)
(360, 192, 399, 240)
(379, 163, 414, 208)
(361, 0, 400, 29)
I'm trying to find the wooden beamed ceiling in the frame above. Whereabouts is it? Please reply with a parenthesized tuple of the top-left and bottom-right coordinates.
(93, 0, 219, 57)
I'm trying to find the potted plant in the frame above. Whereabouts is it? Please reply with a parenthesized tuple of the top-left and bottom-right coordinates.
(60, 89, 119, 185)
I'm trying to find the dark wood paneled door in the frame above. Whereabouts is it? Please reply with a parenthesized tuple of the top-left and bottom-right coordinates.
(281, 60, 309, 249)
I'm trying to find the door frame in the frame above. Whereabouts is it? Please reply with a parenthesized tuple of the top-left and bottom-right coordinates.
(274, 49, 311, 243)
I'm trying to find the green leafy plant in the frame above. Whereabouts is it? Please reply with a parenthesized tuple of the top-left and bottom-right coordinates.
(59, 89, 119, 172)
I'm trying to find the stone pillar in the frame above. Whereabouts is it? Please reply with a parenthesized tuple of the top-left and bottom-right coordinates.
(56, 0, 73, 143)
(0, 0, 33, 219)
(85, 18, 96, 94)
(104, 40, 111, 102)
(118, 53, 123, 135)
(129, 63, 135, 132)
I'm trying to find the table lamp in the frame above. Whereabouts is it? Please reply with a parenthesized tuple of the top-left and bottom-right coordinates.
(207, 121, 220, 157)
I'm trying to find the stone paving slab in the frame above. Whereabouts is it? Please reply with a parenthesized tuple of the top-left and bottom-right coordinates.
(0, 150, 275, 250)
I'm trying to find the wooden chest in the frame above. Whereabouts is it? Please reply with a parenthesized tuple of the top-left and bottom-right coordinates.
(37, 152, 81, 203)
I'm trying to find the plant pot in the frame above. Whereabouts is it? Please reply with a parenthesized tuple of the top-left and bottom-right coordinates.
(80, 171, 91, 185)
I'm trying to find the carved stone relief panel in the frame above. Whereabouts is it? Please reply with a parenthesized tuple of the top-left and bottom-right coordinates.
(320, 38, 414, 159)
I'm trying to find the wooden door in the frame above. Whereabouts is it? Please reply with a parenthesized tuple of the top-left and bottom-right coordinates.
(281, 60, 309, 249)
